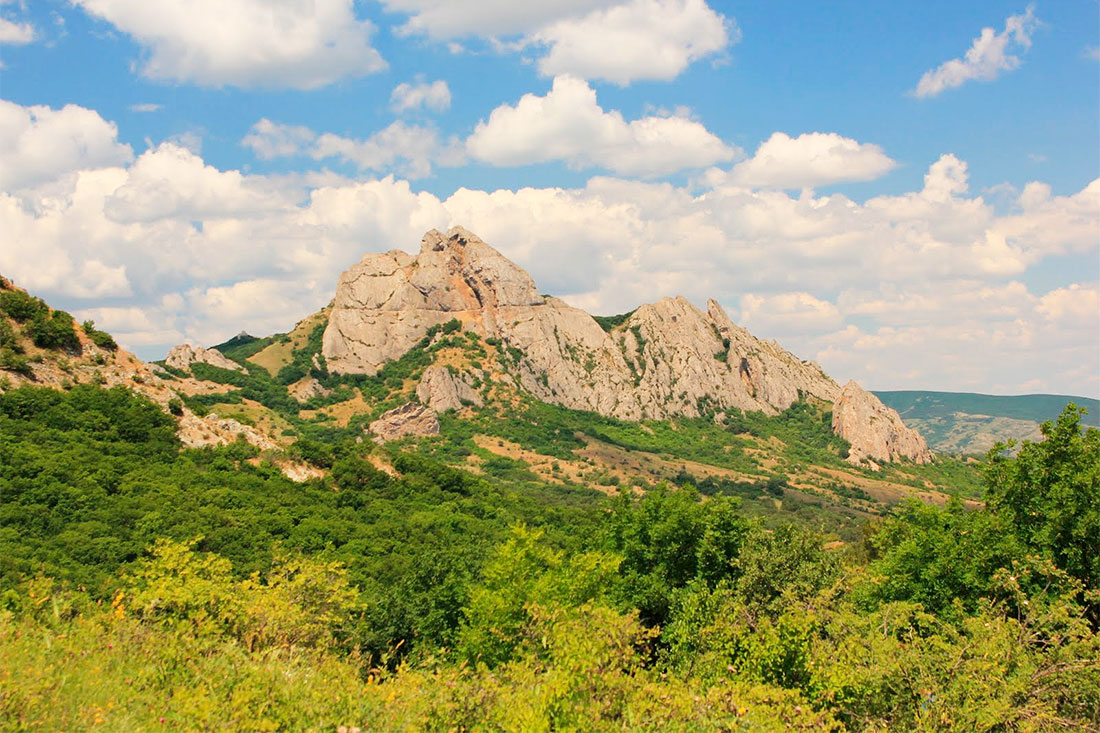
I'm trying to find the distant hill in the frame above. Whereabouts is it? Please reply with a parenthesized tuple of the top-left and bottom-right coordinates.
(874, 390, 1099, 455)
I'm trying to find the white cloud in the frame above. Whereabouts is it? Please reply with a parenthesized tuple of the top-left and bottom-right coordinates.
(531, 0, 733, 85)
(242, 118, 317, 160)
(243, 118, 465, 179)
(0, 18, 34, 44)
(129, 103, 163, 113)
(383, 0, 730, 84)
(712, 132, 896, 190)
(72, 0, 386, 89)
(380, 0, 616, 38)
(1037, 284, 1100, 326)
(738, 292, 843, 337)
(1, 102, 1096, 394)
(391, 79, 451, 113)
(1085, 46, 1100, 62)
(914, 5, 1038, 98)
(466, 75, 737, 176)
(0, 99, 133, 190)
(104, 142, 290, 222)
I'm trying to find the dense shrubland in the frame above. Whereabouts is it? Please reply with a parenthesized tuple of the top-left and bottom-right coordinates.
(1, 383, 1097, 729)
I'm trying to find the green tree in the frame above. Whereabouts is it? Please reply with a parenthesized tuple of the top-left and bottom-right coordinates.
(984, 404, 1100, 615)
(862, 498, 1023, 618)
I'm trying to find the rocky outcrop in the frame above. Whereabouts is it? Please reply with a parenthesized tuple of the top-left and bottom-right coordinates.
(323, 226, 933, 463)
(277, 460, 326, 483)
(177, 412, 278, 451)
(416, 365, 484, 413)
(166, 344, 247, 374)
(323, 226, 543, 375)
(322, 227, 836, 421)
(832, 381, 933, 468)
(289, 377, 330, 403)
(368, 402, 440, 442)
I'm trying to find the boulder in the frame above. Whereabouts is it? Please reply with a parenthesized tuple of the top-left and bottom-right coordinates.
(289, 377, 330, 402)
(368, 402, 440, 443)
(165, 344, 247, 374)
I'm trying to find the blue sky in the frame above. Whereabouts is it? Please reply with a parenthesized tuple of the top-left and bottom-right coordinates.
(1, 0, 1098, 396)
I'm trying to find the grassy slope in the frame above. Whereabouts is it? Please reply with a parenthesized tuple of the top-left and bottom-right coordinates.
(181, 319, 986, 543)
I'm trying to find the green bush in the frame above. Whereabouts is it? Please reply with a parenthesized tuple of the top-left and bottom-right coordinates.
(0, 289, 45, 322)
(81, 320, 118, 351)
(28, 310, 80, 350)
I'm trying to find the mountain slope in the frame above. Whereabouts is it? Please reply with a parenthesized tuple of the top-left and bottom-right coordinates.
(875, 390, 1099, 454)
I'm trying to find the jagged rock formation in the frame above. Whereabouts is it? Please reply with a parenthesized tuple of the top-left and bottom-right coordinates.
(166, 343, 247, 374)
(289, 377, 330, 402)
(177, 412, 279, 452)
(832, 381, 933, 468)
(416, 365, 484, 413)
(321, 226, 931, 463)
(369, 402, 440, 442)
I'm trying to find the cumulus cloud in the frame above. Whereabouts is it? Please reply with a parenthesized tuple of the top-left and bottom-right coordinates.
(531, 0, 733, 85)
(914, 5, 1038, 98)
(738, 292, 843, 337)
(0, 18, 34, 44)
(466, 75, 737, 176)
(72, 0, 386, 89)
(242, 119, 318, 160)
(391, 79, 451, 113)
(243, 118, 465, 179)
(383, 0, 731, 84)
(0, 99, 133, 190)
(380, 0, 617, 38)
(104, 142, 292, 222)
(712, 132, 897, 190)
(1037, 284, 1100, 326)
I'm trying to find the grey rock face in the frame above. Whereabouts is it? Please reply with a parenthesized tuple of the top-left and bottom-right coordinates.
(324, 226, 933, 464)
(416, 365, 484, 413)
(165, 344, 248, 374)
(832, 381, 933, 467)
(368, 402, 440, 442)
(289, 377, 331, 403)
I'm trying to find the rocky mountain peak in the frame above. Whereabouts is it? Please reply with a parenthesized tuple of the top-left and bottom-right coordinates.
(322, 226, 933, 464)
(832, 380, 933, 468)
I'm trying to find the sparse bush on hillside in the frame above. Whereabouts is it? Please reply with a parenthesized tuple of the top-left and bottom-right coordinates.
(81, 319, 118, 351)
(0, 318, 19, 351)
(593, 310, 636, 332)
(0, 346, 32, 375)
(28, 310, 80, 350)
(0, 289, 45, 322)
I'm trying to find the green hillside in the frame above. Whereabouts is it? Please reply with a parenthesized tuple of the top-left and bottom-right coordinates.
(3, 283, 1099, 730)
(875, 390, 1099, 424)
(875, 390, 1099, 455)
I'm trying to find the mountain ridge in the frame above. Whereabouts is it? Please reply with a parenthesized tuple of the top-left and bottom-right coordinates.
(874, 389, 1100, 454)
(319, 226, 931, 467)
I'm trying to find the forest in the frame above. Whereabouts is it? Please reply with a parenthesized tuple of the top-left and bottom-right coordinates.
(1, 381, 1098, 730)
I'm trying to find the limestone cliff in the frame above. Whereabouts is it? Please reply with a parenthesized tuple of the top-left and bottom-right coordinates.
(320, 226, 932, 464)
(166, 343, 248, 374)
(832, 381, 934, 467)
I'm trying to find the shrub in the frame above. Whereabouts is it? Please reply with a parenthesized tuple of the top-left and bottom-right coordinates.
(82, 320, 118, 351)
(0, 290, 45, 322)
(28, 310, 80, 350)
